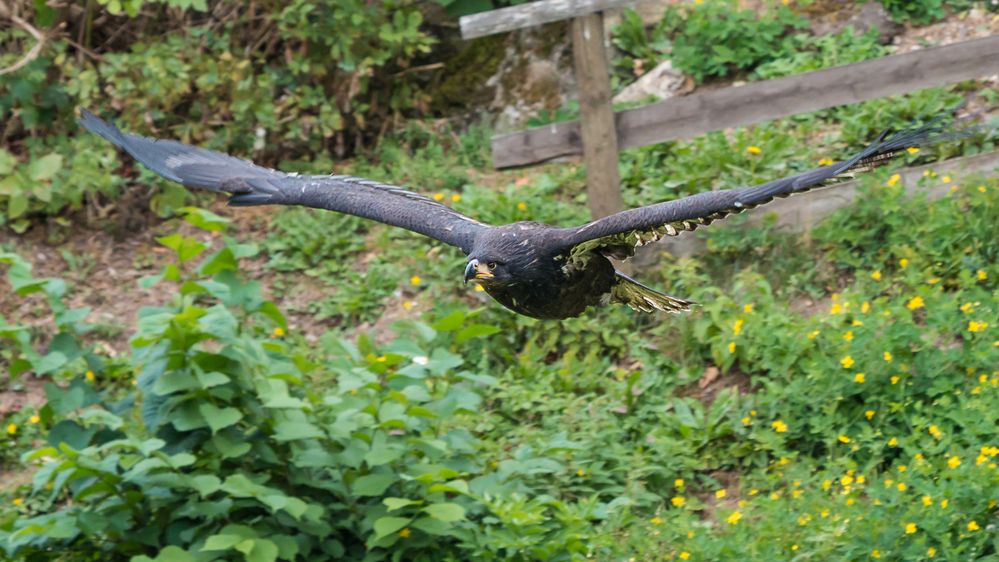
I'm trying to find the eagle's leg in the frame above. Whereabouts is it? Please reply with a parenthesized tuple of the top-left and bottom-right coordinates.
(609, 271, 695, 314)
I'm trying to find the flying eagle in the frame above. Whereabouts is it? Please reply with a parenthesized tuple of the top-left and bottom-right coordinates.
(80, 110, 960, 320)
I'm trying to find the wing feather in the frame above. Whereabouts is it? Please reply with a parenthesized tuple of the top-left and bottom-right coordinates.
(79, 110, 488, 253)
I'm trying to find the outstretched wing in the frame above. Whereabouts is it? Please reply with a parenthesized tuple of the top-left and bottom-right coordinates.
(79, 109, 488, 254)
(556, 121, 970, 262)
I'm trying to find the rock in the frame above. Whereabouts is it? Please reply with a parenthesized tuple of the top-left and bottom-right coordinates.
(613, 59, 688, 104)
(813, 1, 903, 45)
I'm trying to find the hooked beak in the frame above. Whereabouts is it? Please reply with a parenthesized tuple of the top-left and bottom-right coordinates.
(463, 259, 493, 285)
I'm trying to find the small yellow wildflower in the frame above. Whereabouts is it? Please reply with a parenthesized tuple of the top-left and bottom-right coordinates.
(897, 482, 907, 492)
(650, 516, 664, 525)
(960, 302, 974, 313)
(915, 453, 925, 461)
(433, 193, 444, 201)
(772, 420, 788, 433)
(675, 479, 685, 488)
(865, 410, 875, 420)
(907, 147, 920, 155)
(726, 511, 742, 525)
(977, 454, 988, 465)
(6, 423, 16, 435)
(968, 320, 989, 332)
(822, 479, 832, 490)
(821, 508, 830, 518)
(922, 495, 932, 507)
(967, 520, 980, 532)
(451, 194, 461, 203)
(399, 527, 412, 538)
(906, 296, 924, 310)
(671, 496, 686, 507)
(852, 319, 863, 327)
(886, 174, 901, 187)
(843, 331, 854, 342)
(905, 522, 917, 534)
(743, 303, 753, 313)
(516, 202, 527, 211)
(715, 489, 726, 499)
(947, 456, 961, 469)
(942, 175, 952, 183)
(923, 169, 936, 178)
(838, 435, 850, 444)
(29, 415, 40, 424)
(883, 352, 892, 362)
(402, 300, 415, 311)
(747, 146, 762, 155)
(791, 490, 802, 499)
(807, 330, 820, 340)
(871, 270, 882, 280)
(830, 303, 843, 314)
(929, 425, 942, 439)
(741, 416, 751, 426)
(576, 469, 586, 477)
(891, 375, 900, 385)
(841, 355, 855, 368)
(854, 373, 866, 383)
(900, 258, 909, 269)
(856, 475, 865, 484)
(728, 342, 736, 353)
(13, 498, 23, 506)
(410, 275, 422, 286)
(819, 158, 834, 166)
(898, 465, 907, 473)
(841, 475, 854, 486)
(888, 437, 898, 446)
(272, 327, 285, 337)
(940, 499, 948, 508)
(978, 185, 987, 193)
(872, 550, 881, 559)
(927, 547, 936, 557)
(976, 269, 987, 280)
(733, 319, 744, 336)
(85, 370, 95, 382)
(679, 552, 690, 561)
(846, 498, 855, 505)
(861, 301, 870, 313)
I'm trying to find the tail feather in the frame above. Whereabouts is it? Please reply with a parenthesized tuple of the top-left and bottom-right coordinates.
(610, 271, 694, 314)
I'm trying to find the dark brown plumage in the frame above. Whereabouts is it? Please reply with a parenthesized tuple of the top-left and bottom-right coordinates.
(79, 109, 966, 319)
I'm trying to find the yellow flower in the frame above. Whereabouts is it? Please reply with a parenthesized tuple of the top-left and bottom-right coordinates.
(852, 319, 863, 327)
(967, 520, 980, 532)
(402, 300, 415, 311)
(940, 498, 948, 508)
(897, 482, 907, 492)
(854, 373, 866, 383)
(890, 376, 900, 385)
(905, 522, 917, 534)
(747, 146, 762, 155)
(841, 356, 855, 368)
(968, 320, 989, 332)
(898, 465, 907, 472)
(977, 454, 989, 465)
(791, 490, 802, 499)
(433, 193, 444, 201)
(675, 478, 685, 488)
(960, 302, 974, 313)
(856, 475, 865, 484)
(841, 475, 854, 486)
(741, 416, 750, 426)
(13, 498, 23, 506)
(516, 202, 527, 211)
(715, 489, 726, 499)
(85, 370, 95, 382)
(820, 508, 830, 518)
(865, 410, 875, 420)
(772, 420, 788, 433)
(6, 423, 16, 435)
(451, 194, 461, 203)
(947, 456, 961, 469)
(410, 275, 422, 286)
(272, 327, 285, 337)
(830, 303, 843, 314)
(29, 415, 40, 424)
(650, 516, 664, 525)
(900, 258, 909, 268)
(576, 468, 586, 477)
(883, 352, 892, 362)
(922, 495, 932, 506)
(743, 304, 753, 313)
(927, 547, 936, 557)
(843, 331, 854, 342)
(922, 169, 936, 178)
(888, 437, 898, 446)
(942, 175, 952, 183)
(728, 342, 736, 353)
(872, 550, 881, 559)
(672, 496, 686, 507)
(399, 527, 412, 538)
(871, 270, 882, 281)
(978, 185, 986, 193)
(726, 511, 742, 525)
(976, 269, 987, 280)
(906, 296, 924, 310)
(733, 319, 744, 336)
(807, 330, 820, 340)
(819, 158, 834, 166)
(886, 173, 901, 187)
(928, 425, 942, 439)
(906, 147, 920, 155)
(679, 552, 690, 560)
(838, 435, 850, 444)
(861, 301, 870, 313)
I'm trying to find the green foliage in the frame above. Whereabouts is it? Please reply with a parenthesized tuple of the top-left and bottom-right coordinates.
(878, 0, 948, 24)
(752, 27, 889, 80)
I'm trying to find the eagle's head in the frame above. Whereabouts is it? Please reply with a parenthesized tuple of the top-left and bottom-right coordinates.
(463, 224, 552, 288)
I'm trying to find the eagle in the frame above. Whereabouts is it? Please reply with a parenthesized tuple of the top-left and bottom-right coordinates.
(80, 109, 961, 320)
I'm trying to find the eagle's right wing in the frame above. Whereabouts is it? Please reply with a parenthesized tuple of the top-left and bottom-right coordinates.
(79, 110, 489, 254)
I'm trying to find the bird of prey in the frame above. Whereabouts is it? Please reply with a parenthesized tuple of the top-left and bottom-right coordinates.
(80, 109, 961, 319)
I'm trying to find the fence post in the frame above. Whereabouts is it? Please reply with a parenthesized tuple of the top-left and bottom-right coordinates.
(570, 13, 622, 219)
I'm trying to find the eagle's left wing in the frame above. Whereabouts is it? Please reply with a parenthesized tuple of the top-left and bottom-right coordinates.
(555, 121, 967, 262)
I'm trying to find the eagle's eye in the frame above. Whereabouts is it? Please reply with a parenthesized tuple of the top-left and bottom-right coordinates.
(487, 262, 497, 270)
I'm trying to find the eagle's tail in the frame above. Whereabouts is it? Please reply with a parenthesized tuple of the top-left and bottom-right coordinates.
(610, 271, 695, 314)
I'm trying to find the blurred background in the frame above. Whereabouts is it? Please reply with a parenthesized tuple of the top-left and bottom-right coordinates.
(1, 0, 998, 560)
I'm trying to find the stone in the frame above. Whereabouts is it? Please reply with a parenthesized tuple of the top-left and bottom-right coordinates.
(613, 59, 688, 104)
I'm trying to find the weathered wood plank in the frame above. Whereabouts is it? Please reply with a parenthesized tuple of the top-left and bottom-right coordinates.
(493, 35, 999, 168)
(631, 151, 999, 262)
(571, 13, 623, 219)
(460, 0, 638, 39)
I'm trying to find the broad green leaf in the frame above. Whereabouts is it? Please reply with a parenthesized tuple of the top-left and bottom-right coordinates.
(272, 421, 323, 441)
(7, 193, 29, 219)
(198, 404, 243, 434)
(190, 474, 222, 497)
(423, 502, 466, 522)
(371, 516, 411, 541)
(383, 497, 421, 511)
(0, 149, 15, 174)
(201, 534, 244, 551)
(455, 323, 500, 343)
(352, 473, 396, 496)
(27, 153, 63, 181)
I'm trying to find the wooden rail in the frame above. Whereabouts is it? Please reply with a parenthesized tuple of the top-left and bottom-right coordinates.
(493, 34, 999, 169)
(460, 0, 636, 39)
